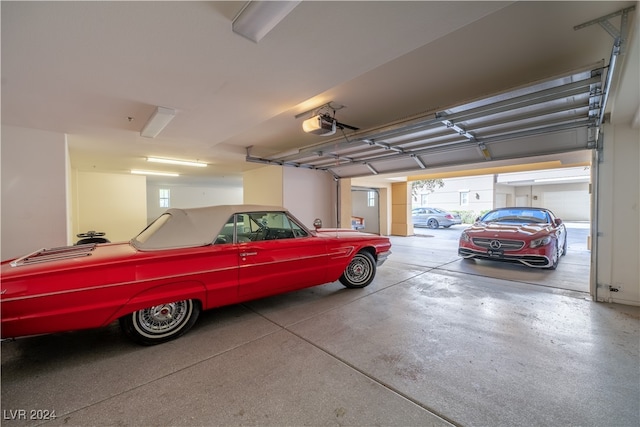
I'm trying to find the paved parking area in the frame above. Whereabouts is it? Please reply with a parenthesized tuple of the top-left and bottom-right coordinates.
(2, 226, 638, 427)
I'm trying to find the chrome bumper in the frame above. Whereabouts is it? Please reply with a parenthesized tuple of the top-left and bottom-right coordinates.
(458, 248, 551, 268)
(377, 250, 391, 266)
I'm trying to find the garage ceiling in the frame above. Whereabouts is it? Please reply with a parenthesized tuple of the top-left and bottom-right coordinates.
(1, 1, 638, 184)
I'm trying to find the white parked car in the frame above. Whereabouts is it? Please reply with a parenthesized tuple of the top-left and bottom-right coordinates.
(412, 207, 462, 229)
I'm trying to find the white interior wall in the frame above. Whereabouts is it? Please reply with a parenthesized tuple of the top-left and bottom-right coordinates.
(146, 181, 243, 224)
(282, 168, 336, 229)
(65, 146, 73, 245)
(339, 178, 354, 230)
(1, 125, 69, 259)
(243, 166, 284, 206)
(243, 166, 336, 229)
(596, 123, 640, 306)
(72, 171, 147, 243)
(597, 7, 639, 306)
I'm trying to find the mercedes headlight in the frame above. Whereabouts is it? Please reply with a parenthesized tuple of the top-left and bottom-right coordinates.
(530, 236, 552, 248)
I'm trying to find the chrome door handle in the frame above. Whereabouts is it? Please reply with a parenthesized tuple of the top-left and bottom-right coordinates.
(240, 252, 257, 257)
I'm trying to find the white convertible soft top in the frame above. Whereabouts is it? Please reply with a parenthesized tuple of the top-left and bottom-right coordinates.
(131, 204, 286, 251)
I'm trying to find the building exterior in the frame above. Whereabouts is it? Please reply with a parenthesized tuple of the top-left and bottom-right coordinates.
(414, 167, 591, 222)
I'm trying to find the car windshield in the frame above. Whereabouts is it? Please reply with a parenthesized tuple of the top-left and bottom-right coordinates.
(481, 208, 550, 224)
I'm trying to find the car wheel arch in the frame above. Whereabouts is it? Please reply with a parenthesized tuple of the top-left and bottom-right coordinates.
(105, 280, 207, 325)
(339, 249, 377, 289)
(360, 246, 376, 259)
(547, 239, 561, 270)
(119, 299, 202, 345)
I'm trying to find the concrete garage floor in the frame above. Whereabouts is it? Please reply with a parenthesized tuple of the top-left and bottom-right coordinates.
(2, 226, 639, 426)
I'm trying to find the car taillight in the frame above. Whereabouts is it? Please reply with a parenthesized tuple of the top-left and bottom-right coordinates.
(445, 214, 453, 219)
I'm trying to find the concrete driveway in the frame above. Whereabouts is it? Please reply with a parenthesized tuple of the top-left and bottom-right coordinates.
(2, 225, 637, 427)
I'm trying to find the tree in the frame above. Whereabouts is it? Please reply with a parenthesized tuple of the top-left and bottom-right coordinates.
(411, 179, 444, 204)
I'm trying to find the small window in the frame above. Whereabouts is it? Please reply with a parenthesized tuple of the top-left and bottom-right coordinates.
(460, 191, 469, 206)
(159, 189, 170, 208)
(367, 191, 376, 207)
(420, 194, 429, 206)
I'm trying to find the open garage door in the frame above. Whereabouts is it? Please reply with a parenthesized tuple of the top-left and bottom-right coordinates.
(249, 64, 605, 300)
(248, 63, 605, 179)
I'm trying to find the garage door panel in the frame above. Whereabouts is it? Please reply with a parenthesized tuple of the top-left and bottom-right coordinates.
(249, 65, 603, 178)
(543, 190, 590, 221)
(487, 129, 590, 159)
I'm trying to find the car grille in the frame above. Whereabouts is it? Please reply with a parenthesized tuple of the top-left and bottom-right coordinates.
(471, 238, 525, 251)
(458, 248, 551, 268)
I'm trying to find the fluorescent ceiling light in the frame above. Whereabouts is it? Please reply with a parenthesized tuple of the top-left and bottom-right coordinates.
(147, 157, 207, 168)
(131, 170, 179, 177)
(232, 1, 301, 43)
(140, 106, 176, 138)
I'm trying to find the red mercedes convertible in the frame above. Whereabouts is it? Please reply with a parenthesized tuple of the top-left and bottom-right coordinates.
(458, 207, 567, 269)
(1, 205, 391, 345)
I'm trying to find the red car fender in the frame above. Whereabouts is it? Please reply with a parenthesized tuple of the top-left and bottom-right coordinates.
(104, 280, 207, 325)
(326, 245, 381, 281)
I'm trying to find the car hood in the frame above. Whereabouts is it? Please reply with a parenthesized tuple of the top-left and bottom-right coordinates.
(1, 242, 137, 277)
(464, 222, 554, 238)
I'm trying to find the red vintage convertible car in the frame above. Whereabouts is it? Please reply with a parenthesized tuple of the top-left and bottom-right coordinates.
(1, 205, 391, 345)
(458, 207, 567, 269)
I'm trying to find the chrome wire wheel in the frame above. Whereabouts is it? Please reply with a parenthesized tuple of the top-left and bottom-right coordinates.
(339, 251, 376, 289)
(137, 301, 189, 334)
(120, 299, 200, 345)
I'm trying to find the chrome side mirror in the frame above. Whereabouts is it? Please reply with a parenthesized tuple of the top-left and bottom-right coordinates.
(313, 218, 323, 229)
